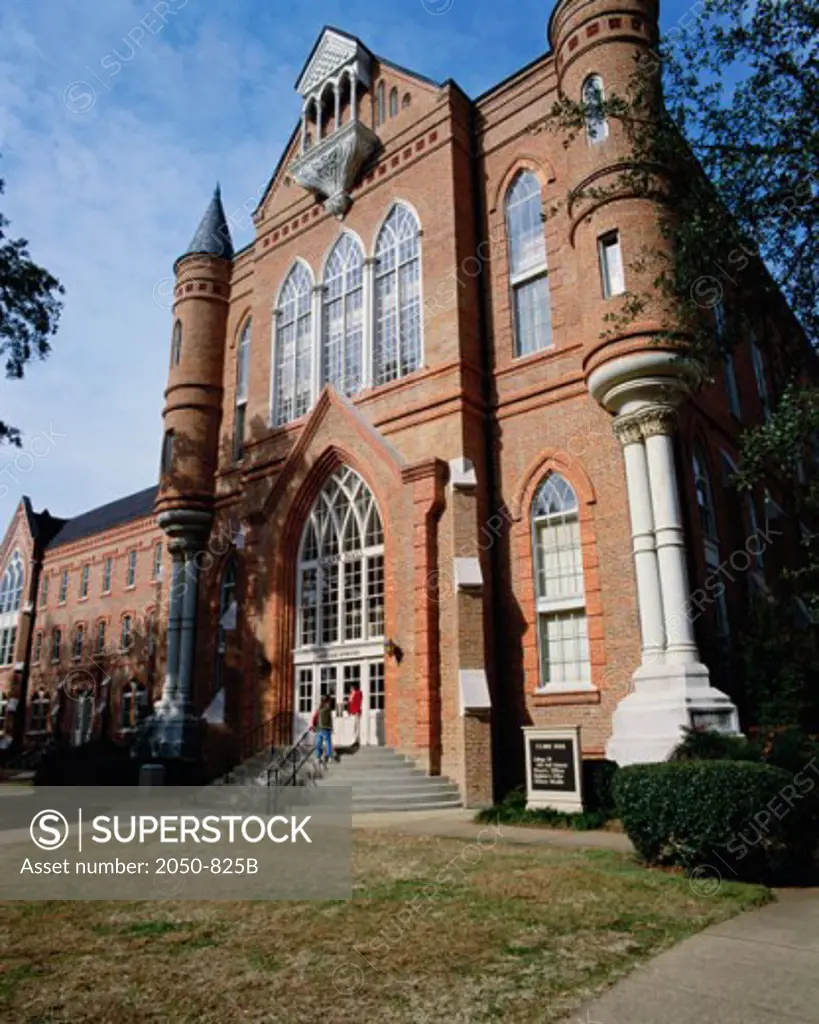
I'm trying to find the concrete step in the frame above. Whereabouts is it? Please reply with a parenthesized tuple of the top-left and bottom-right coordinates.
(322, 781, 461, 798)
(351, 795, 463, 812)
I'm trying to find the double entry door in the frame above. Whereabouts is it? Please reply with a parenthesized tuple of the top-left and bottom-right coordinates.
(294, 656, 385, 747)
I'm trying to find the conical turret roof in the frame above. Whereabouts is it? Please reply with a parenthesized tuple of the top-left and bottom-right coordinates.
(180, 184, 234, 261)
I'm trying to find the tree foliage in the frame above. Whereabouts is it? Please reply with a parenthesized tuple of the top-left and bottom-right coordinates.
(0, 171, 65, 446)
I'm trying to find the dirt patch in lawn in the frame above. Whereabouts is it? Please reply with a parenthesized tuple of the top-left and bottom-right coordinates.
(0, 830, 768, 1024)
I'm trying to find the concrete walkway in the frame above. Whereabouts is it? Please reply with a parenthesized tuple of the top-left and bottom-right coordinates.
(560, 887, 819, 1024)
(352, 806, 633, 852)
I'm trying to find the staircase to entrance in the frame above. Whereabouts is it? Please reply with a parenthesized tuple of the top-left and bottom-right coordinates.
(314, 746, 462, 812)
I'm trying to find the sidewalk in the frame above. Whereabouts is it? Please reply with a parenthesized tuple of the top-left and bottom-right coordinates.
(560, 887, 819, 1024)
(352, 806, 633, 852)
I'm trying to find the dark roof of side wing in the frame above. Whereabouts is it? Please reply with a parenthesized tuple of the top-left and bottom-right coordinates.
(47, 486, 158, 550)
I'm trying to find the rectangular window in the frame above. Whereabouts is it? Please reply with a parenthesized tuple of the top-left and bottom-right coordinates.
(751, 336, 771, 421)
(297, 668, 313, 713)
(723, 353, 741, 418)
(233, 403, 247, 462)
(51, 627, 62, 663)
(102, 557, 112, 594)
(72, 625, 84, 661)
(80, 564, 90, 599)
(95, 620, 107, 655)
(121, 616, 133, 652)
(0, 626, 17, 667)
(538, 610, 590, 687)
(161, 430, 175, 475)
(39, 575, 49, 607)
(126, 550, 137, 588)
(705, 540, 730, 637)
(58, 570, 68, 604)
(152, 542, 163, 581)
(598, 231, 625, 298)
(369, 661, 385, 711)
(513, 274, 553, 356)
(33, 631, 43, 664)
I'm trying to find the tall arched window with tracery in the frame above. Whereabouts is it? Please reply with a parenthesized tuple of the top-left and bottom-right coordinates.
(506, 172, 552, 357)
(322, 234, 364, 396)
(294, 467, 386, 745)
(234, 318, 251, 460)
(0, 551, 24, 667)
(693, 444, 730, 637)
(374, 204, 422, 384)
(582, 74, 608, 143)
(274, 263, 314, 426)
(532, 474, 590, 689)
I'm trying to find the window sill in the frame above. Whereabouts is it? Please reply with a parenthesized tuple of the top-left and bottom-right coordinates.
(533, 686, 600, 707)
(125, 585, 136, 592)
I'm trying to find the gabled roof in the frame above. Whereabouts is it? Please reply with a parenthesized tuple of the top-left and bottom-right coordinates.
(47, 486, 158, 550)
(295, 26, 373, 93)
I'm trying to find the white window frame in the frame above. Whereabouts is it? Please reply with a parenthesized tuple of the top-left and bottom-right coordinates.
(33, 630, 43, 664)
(95, 620, 107, 655)
(80, 563, 90, 599)
(58, 569, 68, 604)
(102, 557, 112, 595)
(51, 627, 62, 664)
(598, 230, 625, 298)
(126, 549, 137, 588)
(234, 318, 251, 460)
(152, 541, 163, 582)
(531, 474, 592, 692)
(505, 172, 552, 358)
(322, 232, 365, 396)
(72, 624, 84, 662)
(373, 203, 424, 384)
(273, 261, 314, 427)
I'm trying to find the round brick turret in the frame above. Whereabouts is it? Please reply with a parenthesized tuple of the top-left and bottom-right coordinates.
(156, 188, 233, 525)
(548, 0, 689, 410)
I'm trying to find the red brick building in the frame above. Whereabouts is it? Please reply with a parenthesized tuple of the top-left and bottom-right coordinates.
(0, 0, 801, 801)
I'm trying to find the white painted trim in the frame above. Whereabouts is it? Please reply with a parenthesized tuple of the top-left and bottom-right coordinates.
(454, 557, 483, 590)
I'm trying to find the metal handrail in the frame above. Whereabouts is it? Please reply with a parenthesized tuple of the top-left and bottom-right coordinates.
(266, 726, 316, 787)
(237, 710, 291, 762)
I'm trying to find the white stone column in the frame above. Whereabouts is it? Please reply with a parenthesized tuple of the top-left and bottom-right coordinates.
(639, 406, 700, 664)
(334, 80, 341, 132)
(350, 67, 358, 122)
(300, 105, 308, 153)
(613, 414, 665, 665)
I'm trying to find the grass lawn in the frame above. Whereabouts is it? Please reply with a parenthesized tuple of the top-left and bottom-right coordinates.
(0, 829, 768, 1024)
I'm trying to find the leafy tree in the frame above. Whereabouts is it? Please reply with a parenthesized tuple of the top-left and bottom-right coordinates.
(0, 171, 64, 445)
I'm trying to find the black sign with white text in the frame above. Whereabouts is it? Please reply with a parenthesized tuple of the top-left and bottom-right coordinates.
(529, 737, 576, 792)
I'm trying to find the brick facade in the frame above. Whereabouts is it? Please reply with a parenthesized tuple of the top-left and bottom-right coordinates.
(0, 0, 804, 800)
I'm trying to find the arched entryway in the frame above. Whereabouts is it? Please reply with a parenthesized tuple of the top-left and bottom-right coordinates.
(293, 466, 385, 746)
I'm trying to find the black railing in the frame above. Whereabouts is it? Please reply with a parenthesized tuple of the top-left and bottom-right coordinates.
(266, 726, 316, 787)
(237, 710, 292, 763)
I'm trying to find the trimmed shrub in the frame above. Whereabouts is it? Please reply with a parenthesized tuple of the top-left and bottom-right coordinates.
(670, 727, 762, 763)
(582, 758, 619, 814)
(614, 760, 819, 883)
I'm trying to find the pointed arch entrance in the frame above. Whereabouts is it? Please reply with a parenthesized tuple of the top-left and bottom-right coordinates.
(293, 466, 385, 746)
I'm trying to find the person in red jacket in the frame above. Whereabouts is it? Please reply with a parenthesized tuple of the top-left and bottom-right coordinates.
(348, 681, 363, 747)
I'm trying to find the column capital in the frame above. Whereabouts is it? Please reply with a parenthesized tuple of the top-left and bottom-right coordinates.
(637, 404, 679, 439)
(612, 413, 644, 448)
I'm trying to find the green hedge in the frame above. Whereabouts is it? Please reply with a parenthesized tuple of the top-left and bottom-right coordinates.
(614, 760, 819, 883)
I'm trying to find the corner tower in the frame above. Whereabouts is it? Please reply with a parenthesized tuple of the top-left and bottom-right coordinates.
(549, 0, 739, 762)
(151, 186, 233, 762)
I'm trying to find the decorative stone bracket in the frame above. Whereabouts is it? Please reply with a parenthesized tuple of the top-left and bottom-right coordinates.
(287, 120, 378, 218)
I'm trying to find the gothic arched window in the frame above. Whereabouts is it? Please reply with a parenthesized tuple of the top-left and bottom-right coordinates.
(582, 74, 608, 143)
(0, 551, 24, 614)
(297, 467, 384, 648)
(234, 318, 251, 460)
(532, 474, 590, 689)
(505, 172, 552, 356)
(274, 262, 314, 426)
(322, 234, 364, 396)
(376, 81, 386, 125)
(374, 203, 422, 384)
(389, 87, 398, 118)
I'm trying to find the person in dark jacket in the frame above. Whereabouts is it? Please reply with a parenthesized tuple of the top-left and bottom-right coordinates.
(313, 695, 333, 766)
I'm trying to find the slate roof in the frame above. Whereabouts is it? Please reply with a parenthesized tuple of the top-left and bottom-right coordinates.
(179, 183, 234, 263)
(47, 486, 158, 550)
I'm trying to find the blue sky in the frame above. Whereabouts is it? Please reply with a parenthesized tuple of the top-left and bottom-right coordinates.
(0, 0, 695, 528)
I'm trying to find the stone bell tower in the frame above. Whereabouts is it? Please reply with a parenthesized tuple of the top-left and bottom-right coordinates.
(150, 185, 233, 760)
(548, 0, 739, 763)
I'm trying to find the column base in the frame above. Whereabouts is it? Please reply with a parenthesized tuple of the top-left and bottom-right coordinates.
(142, 700, 203, 762)
(606, 662, 740, 766)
